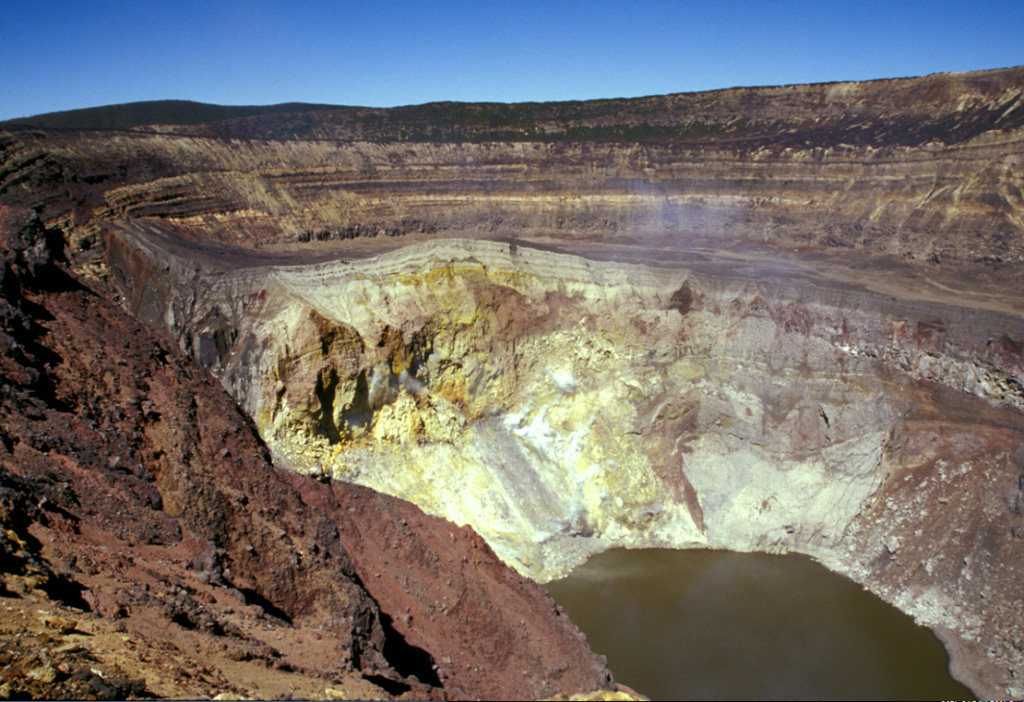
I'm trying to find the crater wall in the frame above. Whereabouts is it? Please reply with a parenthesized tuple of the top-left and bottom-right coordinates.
(3, 129, 1023, 272)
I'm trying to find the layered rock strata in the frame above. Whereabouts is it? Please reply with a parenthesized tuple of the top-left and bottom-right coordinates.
(3, 126, 1023, 276)
(2, 68, 1023, 277)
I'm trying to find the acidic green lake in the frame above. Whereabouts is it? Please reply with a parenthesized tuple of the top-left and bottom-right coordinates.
(544, 549, 970, 701)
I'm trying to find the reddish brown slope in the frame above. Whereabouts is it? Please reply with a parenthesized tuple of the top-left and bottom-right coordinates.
(0, 204, 615, 700)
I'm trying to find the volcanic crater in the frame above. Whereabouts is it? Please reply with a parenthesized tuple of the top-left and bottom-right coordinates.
(2, 66, 1024, 699)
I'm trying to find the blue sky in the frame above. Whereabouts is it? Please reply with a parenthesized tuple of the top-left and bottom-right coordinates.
(3, 0, 1023, 121)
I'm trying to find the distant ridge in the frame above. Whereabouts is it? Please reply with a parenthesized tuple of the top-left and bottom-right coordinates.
(4, 66, 1023, 147)
(0, 99, 343, 130)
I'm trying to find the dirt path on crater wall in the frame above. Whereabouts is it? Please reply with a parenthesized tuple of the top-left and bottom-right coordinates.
(546, 238, 1024, 321)
(110, 219, 1024, 328)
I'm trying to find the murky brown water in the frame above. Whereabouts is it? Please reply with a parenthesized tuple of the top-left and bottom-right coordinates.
(544, 549, 970, 701)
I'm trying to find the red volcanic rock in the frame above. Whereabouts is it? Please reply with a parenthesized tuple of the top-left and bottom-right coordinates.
(290, 475, 613, 700)
(0, 206, 614, 700)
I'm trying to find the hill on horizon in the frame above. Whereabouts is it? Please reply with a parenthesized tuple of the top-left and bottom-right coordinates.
(4, 65, 1023, 148)
(0, 99, 344, 130)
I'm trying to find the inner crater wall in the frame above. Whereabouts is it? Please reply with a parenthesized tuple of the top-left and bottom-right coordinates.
(107, 234, 1024, 698)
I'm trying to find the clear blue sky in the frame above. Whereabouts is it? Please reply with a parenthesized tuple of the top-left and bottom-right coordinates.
(3, 0, 1023, 121)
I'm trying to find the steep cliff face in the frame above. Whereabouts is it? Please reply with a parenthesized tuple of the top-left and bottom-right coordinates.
(2, 67, 1024, 698)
